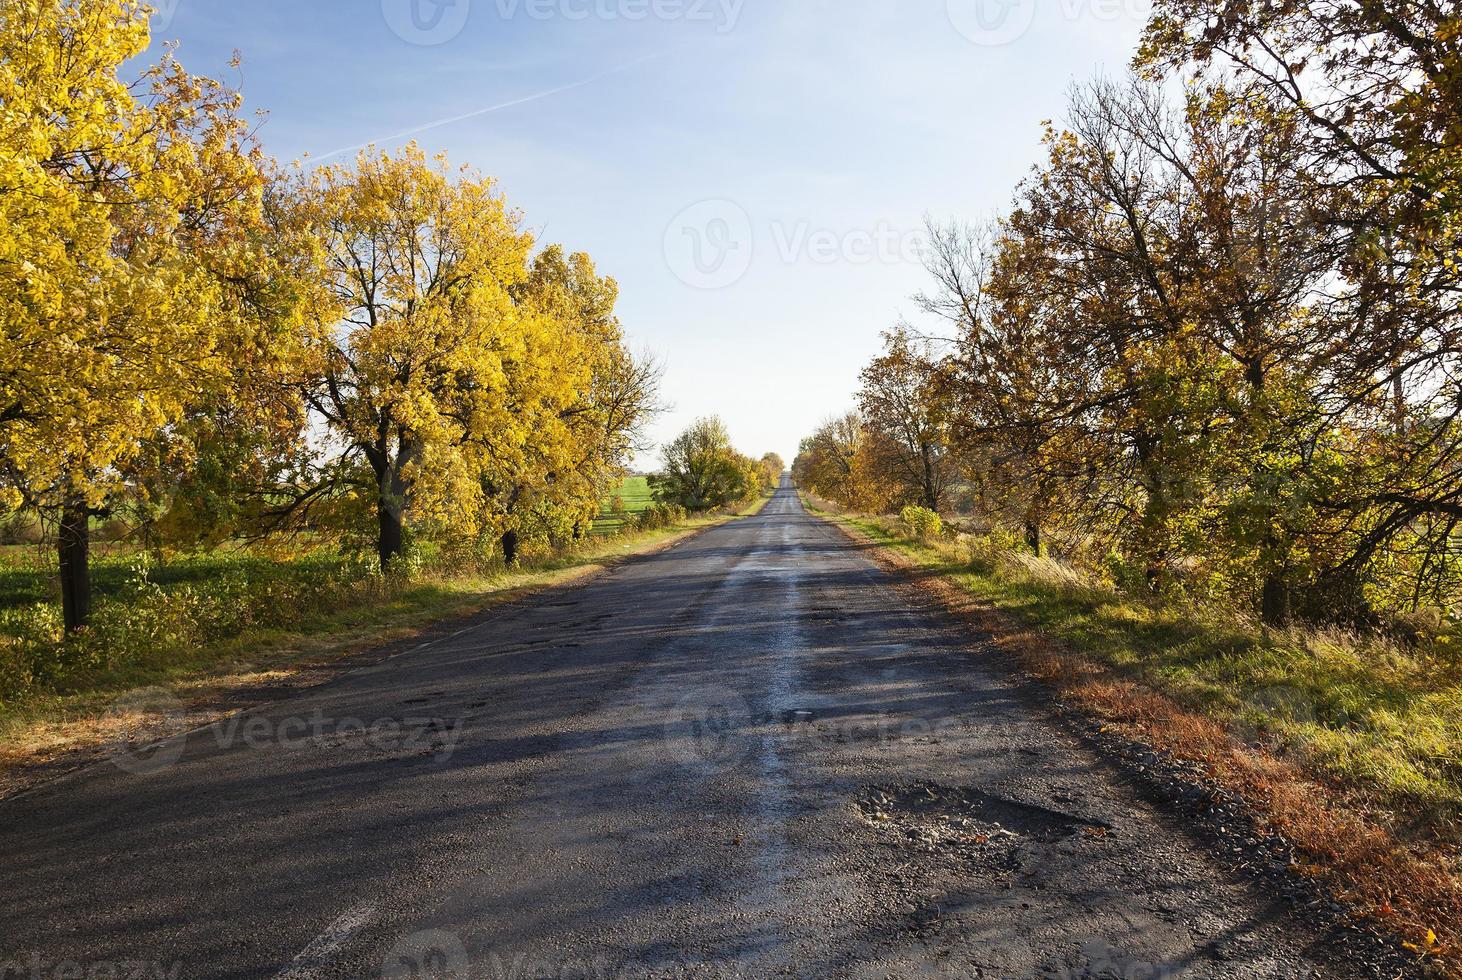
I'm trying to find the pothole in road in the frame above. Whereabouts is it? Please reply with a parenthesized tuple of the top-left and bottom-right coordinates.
(859, 781, 1111, 867)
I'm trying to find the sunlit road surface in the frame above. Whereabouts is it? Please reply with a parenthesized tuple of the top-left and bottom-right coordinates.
(0, 481, 1362, 978)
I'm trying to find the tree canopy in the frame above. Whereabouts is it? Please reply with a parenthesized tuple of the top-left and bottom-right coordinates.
(0, 2, 658, 627)
(798, 5, 1462, 627)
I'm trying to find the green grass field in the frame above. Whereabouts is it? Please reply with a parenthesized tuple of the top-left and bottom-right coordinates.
(590, 475, 655, 536)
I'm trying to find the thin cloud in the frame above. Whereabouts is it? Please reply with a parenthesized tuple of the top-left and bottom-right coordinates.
(311, 50, 672, 162)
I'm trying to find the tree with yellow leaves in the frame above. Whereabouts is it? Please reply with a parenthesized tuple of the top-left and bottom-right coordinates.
(277, 144, 543, 569)
(792, 413, 897, 513)
(857, 328, 953, 513)
(279, 145, 654, 569)
(493, 245, 660, 563)
(0, 0, 271, 629)
(759, 453, 786, 490)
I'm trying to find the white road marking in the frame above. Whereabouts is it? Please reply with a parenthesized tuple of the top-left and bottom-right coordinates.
(275, 902, 378, 979)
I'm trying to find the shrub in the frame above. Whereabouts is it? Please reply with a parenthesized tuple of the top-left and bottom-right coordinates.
(96, 517, 133, 543)
(651, 417, 762, 512)
(900, 505, 943, 539)
(609, 494, 627, 516)
(634, 503, 686, 532)
(0, 551, 393, 703)
(0, 512, 43, 546)
(959, 528, 1019, 573)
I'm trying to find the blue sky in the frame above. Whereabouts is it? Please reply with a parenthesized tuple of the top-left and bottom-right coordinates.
(150, 0, 1149, 466)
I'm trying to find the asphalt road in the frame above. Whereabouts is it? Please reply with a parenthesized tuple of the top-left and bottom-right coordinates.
(0, 482, 1369, 978)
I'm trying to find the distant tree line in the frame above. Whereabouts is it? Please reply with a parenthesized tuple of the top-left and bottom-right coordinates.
(797, 0, 1462, 627)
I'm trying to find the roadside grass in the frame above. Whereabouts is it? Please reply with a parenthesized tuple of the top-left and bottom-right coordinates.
(0, 548, 326, 610)
(0, 501, 765, 790)
(805, 497, 1462, 966)
(591, 475, 655, 536)
(829, 508, 1461, 823)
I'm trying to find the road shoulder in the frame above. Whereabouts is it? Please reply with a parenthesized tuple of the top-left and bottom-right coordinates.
(805, 499, 1438, 979)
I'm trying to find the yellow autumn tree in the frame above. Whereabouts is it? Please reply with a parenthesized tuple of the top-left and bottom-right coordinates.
(493, 246, 660, 562)
(0, 0, 269, 628)
(284, 144, 557, 568)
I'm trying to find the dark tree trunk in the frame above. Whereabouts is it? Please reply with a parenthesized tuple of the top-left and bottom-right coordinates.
(1024, 521, 1041, 557)
(371, 438, 414, 571)
(58, 501, 91, 632)
(502, 529, 520, 566)
(922, 446, 939, 512)
(1245, 361, 1290, 626)
(1261, 573, 1291, 626)
(378, 504, 405, 571)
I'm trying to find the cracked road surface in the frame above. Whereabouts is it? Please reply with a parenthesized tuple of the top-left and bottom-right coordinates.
(0, 483, 1366, 978)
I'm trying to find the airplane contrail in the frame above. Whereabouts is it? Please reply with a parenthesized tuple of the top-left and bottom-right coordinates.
(311, 49, 672, 162)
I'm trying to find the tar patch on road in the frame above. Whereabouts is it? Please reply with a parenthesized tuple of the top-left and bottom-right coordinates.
(859, 781, 1112, 870)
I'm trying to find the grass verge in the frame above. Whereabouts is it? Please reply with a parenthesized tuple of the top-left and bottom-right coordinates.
(806, 496, 1460, 973)
(0, 501, 765, 799)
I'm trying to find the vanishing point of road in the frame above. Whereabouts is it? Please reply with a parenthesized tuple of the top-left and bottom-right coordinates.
(0, 482, 1374, 978)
